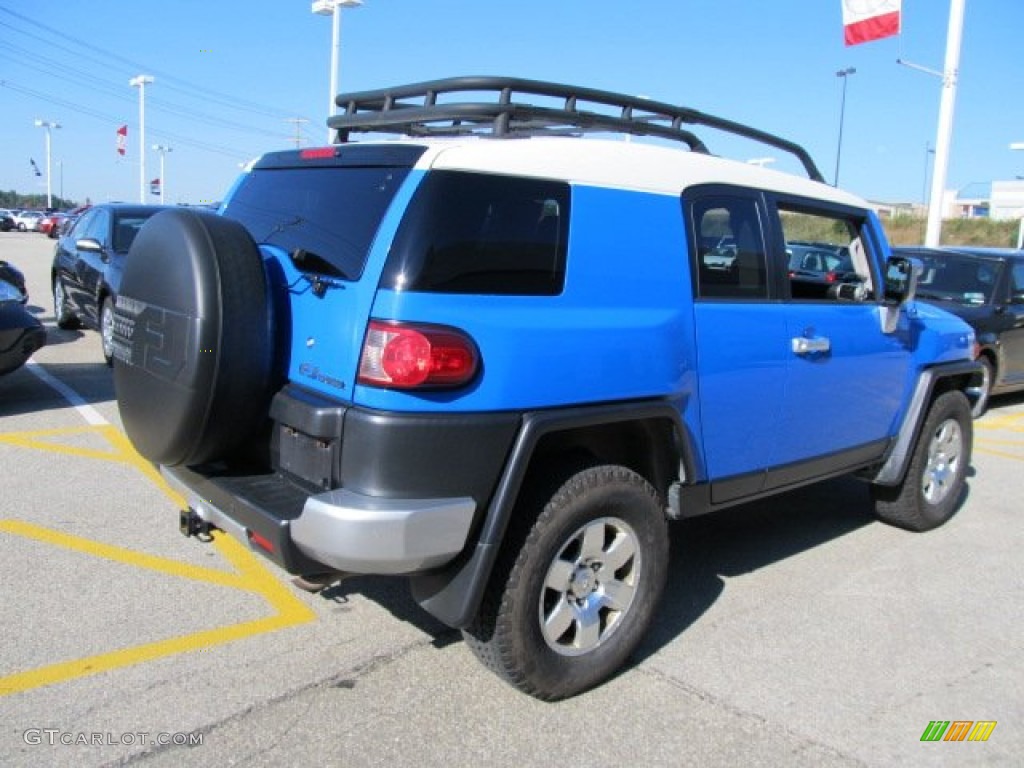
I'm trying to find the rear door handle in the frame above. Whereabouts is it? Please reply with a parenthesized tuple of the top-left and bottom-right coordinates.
(792, 336, 831, 355)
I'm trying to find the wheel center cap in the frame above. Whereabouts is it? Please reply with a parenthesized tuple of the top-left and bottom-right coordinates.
(569, 565, 597, 598)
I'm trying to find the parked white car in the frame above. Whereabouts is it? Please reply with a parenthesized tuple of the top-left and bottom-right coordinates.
(13, 210, 44, 231)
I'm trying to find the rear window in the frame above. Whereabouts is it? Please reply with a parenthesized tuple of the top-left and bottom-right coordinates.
(222, 165, 412, 280)
(113, 213, 161, 252)
(382, 171, 570, 295)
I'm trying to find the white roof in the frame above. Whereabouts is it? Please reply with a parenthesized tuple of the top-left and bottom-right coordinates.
(389, 137, 867, 209)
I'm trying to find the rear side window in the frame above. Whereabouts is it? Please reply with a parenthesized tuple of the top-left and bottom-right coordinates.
(223, 166, 411, 280)
(690, 195, 768, 300)
(382, 171, 570, 295)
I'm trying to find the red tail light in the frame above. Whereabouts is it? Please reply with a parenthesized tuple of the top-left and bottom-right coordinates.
(247, 529, 275, 554)
(300, 147, 336, 159)
(826, 271, 837, 283)
(358, 320, 479, 389)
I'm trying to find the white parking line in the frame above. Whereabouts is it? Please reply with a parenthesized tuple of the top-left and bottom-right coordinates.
(25, 358, 108, 426)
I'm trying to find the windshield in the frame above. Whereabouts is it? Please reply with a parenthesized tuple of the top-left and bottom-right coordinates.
(916, 255, 1000, 305)
(222, 165, 411, 280)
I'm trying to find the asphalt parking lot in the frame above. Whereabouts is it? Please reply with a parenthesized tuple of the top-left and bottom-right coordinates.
(1, 230, 1021, 767)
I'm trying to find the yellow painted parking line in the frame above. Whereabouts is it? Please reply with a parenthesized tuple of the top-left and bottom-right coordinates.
(974, 445, 1024, 461)
(0, 424, 317, 697)
(0, 520, 249, 591)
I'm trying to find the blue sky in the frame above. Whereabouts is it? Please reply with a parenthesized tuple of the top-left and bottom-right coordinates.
(2, 0, 1022, 207)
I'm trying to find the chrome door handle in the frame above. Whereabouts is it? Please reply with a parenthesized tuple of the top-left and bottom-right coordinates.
(792, 336, 831, 355)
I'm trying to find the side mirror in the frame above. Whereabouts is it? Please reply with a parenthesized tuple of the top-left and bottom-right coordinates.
(883, 255, 920, 306)
(75, 237, 103, 254)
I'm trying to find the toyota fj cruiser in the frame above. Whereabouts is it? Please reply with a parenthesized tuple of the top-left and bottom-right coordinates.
(112, 77, 980, 700)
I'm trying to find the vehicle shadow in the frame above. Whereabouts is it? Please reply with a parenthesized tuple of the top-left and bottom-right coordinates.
(633, 475, 875, 664)
(987, 390, 1024, 412)
(0, 360, 114, 417)
(43, 326, 87, 347)
(315, 474, 895, 661)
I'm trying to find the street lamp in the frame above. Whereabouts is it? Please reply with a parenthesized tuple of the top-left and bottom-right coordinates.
(312, 0, 363, 144)
(33, 119, 61, 209)
(129, 75, 155, 203)
(834, 67, 856, 187)
(1011, 143, 1024, 248)
(152, 144, 173, 204)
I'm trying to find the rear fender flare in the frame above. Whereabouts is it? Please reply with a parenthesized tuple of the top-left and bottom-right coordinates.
(409, 399, 695, 628)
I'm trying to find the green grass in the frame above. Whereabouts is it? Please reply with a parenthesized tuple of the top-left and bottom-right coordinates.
(881, 217, 1020, 248)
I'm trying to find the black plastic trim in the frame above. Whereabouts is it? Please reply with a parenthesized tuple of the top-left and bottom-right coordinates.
(872, 360, 981, 486)
(677, 438, 892, 518)
(165, 464, 325, 574)
(409, 398, 691, 627)
(269, 384, 347, 439)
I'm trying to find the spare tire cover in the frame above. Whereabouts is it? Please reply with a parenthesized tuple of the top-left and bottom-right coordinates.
(113, 208, 275, 466)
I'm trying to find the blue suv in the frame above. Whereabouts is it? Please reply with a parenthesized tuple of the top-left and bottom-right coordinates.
(112, 77, 980, 700)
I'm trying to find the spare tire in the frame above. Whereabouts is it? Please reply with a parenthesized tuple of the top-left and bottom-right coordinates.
(113, 208, 276, 467)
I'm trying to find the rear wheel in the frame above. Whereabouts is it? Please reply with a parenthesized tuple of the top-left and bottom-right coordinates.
(872, 390, 971, 531)
(463, 464, 669, 700)
(100, 296, 115, 366)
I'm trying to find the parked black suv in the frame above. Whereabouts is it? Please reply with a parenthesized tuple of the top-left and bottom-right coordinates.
(894, 246, 1024, 416)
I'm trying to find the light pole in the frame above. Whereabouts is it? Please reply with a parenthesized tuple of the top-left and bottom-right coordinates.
(312, 0, 363, 144)
(57, 160, 64, 204)
(1012, 143, 1024, 248)
(129, 75, 155, 203)
(33, 119, 61, 209)
(152, 144, 172, 204)
(834, 67, 856, 187)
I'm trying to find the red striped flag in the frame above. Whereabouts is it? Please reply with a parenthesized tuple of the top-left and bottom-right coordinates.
(117, 124, 127, 156)
(843, 0, 901, 46)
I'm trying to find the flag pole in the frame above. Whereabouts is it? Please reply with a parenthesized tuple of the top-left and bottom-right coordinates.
(924, 0, 966, 247)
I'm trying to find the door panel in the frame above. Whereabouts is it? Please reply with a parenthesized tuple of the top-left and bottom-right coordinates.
(776, 304, 908, 466)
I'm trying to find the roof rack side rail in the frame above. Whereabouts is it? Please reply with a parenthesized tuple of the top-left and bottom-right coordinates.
(328, 76, 825, 183)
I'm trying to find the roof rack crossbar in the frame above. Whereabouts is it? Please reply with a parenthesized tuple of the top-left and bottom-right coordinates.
(328, 76, 824, 182)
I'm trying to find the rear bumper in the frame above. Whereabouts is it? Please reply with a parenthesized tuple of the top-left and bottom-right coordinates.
(0, 307, 46, 375)
(164, 465, 476, 575)
(162, 388, 518, 576)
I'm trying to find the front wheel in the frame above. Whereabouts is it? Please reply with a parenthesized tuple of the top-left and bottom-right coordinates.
(872, 390, 972, 531)
(463, 465, 669, 700)
(966, 357, 993, 419)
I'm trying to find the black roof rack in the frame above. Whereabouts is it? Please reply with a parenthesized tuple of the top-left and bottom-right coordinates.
(328, 76, 825, 183)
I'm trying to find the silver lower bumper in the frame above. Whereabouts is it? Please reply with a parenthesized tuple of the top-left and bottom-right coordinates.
(162, 468, 476, 575)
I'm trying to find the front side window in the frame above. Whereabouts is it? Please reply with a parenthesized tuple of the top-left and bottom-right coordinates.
(382, 171, 570, 295)
(777, 205, 875, 301)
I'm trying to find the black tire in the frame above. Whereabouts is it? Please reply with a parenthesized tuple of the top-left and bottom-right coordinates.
(113, 208, 277, 467)
(966, 356, 993, 419)
(872, 390, 972, 532)
(53, 278, 79, 330)
(100, 295, 115, 367)
(463, 464, 669, 700)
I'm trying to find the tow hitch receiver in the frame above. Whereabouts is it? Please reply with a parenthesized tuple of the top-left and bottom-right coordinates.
(180, 507, 214, 541)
